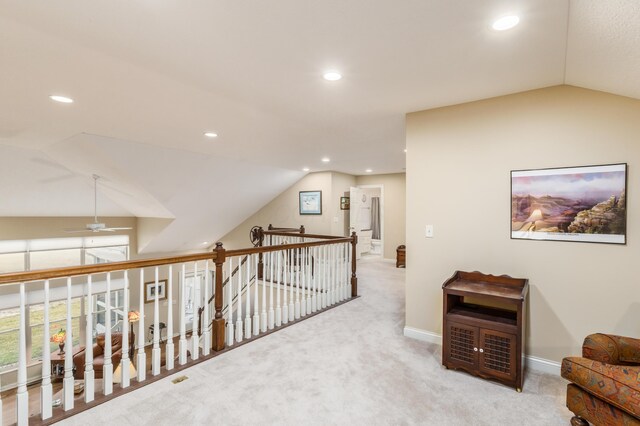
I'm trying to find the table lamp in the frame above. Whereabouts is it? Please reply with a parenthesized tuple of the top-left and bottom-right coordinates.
(128, 310, 140, 358)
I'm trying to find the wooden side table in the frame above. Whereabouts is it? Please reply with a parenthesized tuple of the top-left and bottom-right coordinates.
(396, 245, 406, 268)
(50, 345, 83, 381)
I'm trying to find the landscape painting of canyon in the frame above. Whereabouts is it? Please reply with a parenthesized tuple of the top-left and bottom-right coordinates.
(511, 164, 627, 244)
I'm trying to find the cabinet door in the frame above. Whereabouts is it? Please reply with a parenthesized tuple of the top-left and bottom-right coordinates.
(478, 329, 517, 381)
(445, 321, 478, 368)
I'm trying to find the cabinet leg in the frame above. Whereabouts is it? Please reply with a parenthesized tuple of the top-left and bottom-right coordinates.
(570, 416, 589, 426)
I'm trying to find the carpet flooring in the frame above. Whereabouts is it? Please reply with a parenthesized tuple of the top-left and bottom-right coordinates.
(59, 259, 571, 425)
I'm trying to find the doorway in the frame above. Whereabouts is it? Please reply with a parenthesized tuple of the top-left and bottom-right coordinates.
(349, 185, 384, 259)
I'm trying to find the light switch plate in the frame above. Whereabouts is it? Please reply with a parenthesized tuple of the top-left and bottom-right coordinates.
(425, 225, 434, 238)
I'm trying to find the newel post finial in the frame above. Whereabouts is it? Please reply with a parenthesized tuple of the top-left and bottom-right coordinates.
(212, 242, 226, 352)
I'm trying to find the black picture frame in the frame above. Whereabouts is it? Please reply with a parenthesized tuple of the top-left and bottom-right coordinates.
(299, 190, 322, 215)
(340, 196, 350, 210)
(511, 163, 627, 244)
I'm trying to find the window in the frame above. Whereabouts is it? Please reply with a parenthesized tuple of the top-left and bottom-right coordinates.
(0, 235, 129, 370)
(30, 299, 82, 360)
(93, 290, 125, 335)
(30, 249, 82, 270)
(0, 253, 25, 274)
(0, 307, 20, 369)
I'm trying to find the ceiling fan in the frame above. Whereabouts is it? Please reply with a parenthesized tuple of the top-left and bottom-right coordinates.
(65, 174, 133, 233)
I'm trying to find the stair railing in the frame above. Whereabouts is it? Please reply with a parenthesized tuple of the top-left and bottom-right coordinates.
(0, 227, 357, 426)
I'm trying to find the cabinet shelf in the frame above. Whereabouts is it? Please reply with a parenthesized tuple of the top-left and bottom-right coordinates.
(442, 270, 528, 391)
(448, 304, 517, 328)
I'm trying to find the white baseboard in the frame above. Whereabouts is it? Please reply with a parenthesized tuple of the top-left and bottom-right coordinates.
(403, 326, 442, 344)
(403, 326, 561, 376)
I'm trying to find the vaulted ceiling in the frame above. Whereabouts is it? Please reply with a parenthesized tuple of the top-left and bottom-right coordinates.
(0, 0, 638, 252)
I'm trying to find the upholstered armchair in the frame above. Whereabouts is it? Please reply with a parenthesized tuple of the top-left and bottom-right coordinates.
(73, 333, 130, 379)
(561, 333, 640, 425)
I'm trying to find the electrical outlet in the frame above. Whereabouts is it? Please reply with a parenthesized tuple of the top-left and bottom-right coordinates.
(425, 225, 434, 238)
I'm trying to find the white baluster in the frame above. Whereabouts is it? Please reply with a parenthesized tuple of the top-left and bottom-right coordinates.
(137, 269, 146, 382)
(227, 258, 235, 345)
(300, 247, 307, 317)
(295, 248, 301, 319)
(282, 249, 289, 324)
(268, 251, 275, 329)
(166, 265, 176, 367)
(260, 252, 267, 333)
(289, 249, 294, 322)
(335, 244, 341, 302)
(331, 244, 338, 305)
(244, 256, 252, 339)
(16, 282, 28, 425)
(121, 271, 131, 388)
(202, 262, 210, 357)
(152, 267, 161, 375)
(192, 262, 200, 359)
(235, 257, 244, 343)
(311, 247, 317, 313)
(179, 264, 188, 365)
(306, 247, 312, 313)
(344, 243, 349, 300)
(253, 253, 260, 336)
(103, 273, 113, 395)
(275, 249, 282, 327)
(347, 242, 352, 298)
(322, 245, 328, 309)
(64, 277, 75, 407)
(40, 280, 52, 420)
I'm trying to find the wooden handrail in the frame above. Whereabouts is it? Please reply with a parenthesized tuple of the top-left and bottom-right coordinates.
(226, 237, 353, 257)
(0, 251, 219, 286)
(262, 231, 346, 239)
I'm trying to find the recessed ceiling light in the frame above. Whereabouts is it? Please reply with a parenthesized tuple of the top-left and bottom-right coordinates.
(202, 241, 209, 245)
(321, 157, 330, 163)
(323, 71, 342, 81)
(492, 15, 520, 31)
(303, 167, 310, 172)
(204, 132, 218, 138)
(49, 95, 74, 104)
(365, 169, 373, 173)
(404, 148, 407, 153)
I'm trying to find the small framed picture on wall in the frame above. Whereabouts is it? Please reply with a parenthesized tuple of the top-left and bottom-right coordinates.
(299, 190, 322, 215)
(144, 279, 168, 303)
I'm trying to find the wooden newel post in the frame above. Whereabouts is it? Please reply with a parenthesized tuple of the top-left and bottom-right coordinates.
(258, 227, 264, 279)
(212, 242, 226, 352)
(350, 231, 358, 297)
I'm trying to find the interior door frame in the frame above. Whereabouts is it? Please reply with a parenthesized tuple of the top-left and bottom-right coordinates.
(351, 184, 384, 258)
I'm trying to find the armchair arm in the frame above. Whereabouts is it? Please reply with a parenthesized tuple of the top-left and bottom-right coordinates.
(583, 333, 640, 365)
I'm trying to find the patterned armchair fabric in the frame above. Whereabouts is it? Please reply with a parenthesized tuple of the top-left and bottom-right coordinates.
(562, 333, 640, 425)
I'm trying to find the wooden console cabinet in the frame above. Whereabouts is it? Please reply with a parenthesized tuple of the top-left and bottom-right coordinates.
(442, 271, 528, 391)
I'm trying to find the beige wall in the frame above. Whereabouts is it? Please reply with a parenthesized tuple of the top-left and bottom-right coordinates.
(355, 173, 406, 259)
(331, 172, 357, 236)
(220, 172, 355, 249)
(0, 217, 138, 247)
(405, 85, 640, 363)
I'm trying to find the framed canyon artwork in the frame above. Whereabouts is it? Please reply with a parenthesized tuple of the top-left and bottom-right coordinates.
(511, 163, 627, 244)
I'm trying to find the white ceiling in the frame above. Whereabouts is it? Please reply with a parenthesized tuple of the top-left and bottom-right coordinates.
(0, 0, 638, 252)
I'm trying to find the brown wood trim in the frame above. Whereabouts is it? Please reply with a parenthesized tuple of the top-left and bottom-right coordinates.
(226, 237, 353, 257)
(37, 295, 359, 426)
(0, 252, 219, 286)
(0, 235, 355, 286)
(262, 231, 342, 239)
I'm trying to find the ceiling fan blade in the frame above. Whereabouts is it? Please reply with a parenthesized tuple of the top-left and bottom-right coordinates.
(64, 228, 92, 233)
(39, 174, 76, 184)
(102, 227, 133, 232)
